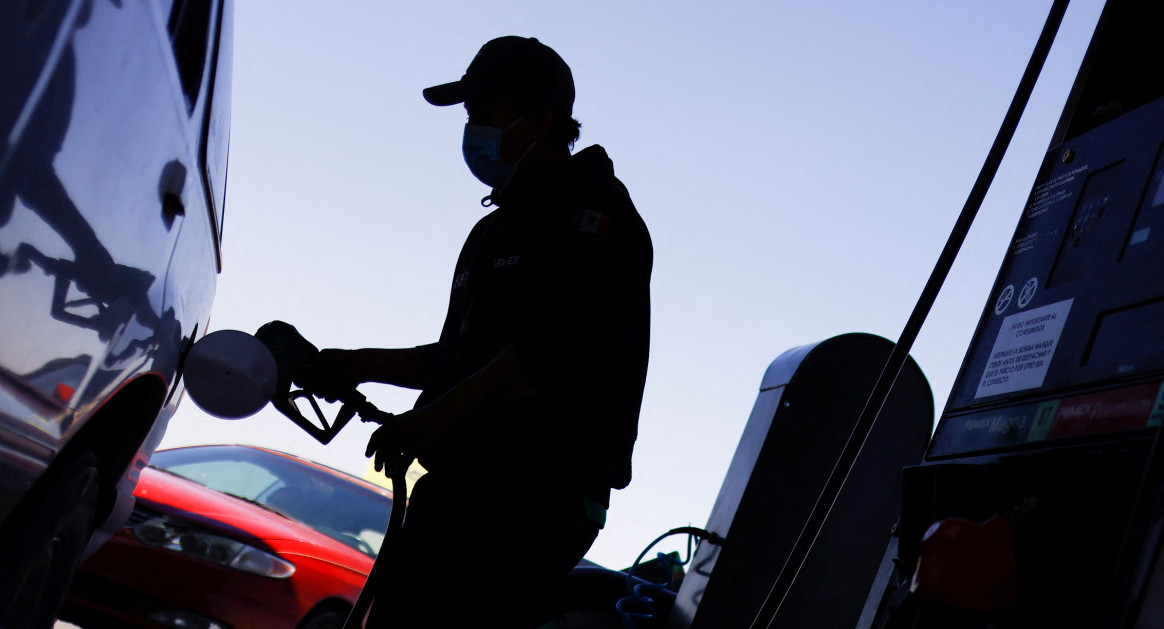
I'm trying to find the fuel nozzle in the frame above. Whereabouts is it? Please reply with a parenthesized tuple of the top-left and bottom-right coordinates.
(184, 322, 380, 445)
(255, 320, 326, 395)
(253, 320, 369, 444)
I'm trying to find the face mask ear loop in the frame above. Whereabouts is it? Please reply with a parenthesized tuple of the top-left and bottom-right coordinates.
(490, 117, 537, 195)
(501, 114, 528, 134)
(512, 139, 538, 170)
(500, 113, 543, 163)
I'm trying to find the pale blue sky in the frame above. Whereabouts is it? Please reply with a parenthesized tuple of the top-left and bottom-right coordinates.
(161, 1, 1107, 568)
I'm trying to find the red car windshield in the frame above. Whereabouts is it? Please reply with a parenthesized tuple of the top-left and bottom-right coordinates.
(150, 445, 392, 558)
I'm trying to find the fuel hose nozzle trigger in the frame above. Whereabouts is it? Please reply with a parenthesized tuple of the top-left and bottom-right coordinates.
(254, 320, 368, 444)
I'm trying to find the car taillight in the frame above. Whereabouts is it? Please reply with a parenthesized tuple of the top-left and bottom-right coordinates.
(134, 518, 296, 579)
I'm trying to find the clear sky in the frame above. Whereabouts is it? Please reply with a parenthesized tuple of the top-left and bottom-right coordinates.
(161, 0, 1108, 569)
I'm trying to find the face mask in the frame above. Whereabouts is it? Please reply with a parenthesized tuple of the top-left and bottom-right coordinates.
(462, 116, 526, 188)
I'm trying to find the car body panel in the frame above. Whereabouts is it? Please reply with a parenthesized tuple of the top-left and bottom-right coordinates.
(0, 0, 230, 556)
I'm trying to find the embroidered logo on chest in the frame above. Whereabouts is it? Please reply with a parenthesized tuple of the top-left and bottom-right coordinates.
(492, 255, 521, 268)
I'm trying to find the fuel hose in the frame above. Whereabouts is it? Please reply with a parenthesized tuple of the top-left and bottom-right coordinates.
(343, 457, 411, 629)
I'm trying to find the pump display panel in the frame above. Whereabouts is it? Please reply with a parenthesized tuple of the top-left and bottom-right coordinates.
(932, 95, 1164, 458)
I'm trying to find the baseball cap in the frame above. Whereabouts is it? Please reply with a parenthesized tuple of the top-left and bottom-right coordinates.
(423, 36, 574, 115)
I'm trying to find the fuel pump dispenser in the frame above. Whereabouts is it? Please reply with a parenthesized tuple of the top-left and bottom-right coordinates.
(666, 334, 934, 629)
(859, 1, 1164, 626)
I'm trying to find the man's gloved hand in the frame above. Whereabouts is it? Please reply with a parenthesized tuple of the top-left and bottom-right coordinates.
(309, 349, 363, 403)
(366, 422, 408, 475)
(365, 406, 442, 474)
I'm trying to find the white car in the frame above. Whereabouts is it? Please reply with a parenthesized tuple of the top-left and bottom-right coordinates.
(0, 0, 232, 625)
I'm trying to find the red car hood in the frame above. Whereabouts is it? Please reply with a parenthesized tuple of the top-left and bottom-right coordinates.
(133, 466, 368, 564)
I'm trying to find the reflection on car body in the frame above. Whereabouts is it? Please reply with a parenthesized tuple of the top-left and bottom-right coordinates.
(63, 445, 394, 629)
(0, 0, 232, 624)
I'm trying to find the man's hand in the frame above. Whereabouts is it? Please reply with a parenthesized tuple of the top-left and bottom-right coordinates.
(311, 349, 363, 402)
(365, 406, 443, 473)
(365, 423, 408, 475)
(362, 344, 534, 473)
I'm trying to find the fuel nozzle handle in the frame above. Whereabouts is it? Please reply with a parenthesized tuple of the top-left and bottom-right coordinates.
(254, 320, 372, 444)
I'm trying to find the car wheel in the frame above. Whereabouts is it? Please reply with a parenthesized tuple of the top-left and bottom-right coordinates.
(0, 451, 99, 629)
(298, 608, 346, 629)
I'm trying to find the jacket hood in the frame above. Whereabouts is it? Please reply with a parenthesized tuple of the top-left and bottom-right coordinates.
(490, 144, 616, 208)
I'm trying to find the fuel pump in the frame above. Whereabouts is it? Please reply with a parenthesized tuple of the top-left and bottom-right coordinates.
(859, 1, 1164, 626)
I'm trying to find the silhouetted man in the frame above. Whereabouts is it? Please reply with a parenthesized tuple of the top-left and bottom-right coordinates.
(320, 36, 652, 627)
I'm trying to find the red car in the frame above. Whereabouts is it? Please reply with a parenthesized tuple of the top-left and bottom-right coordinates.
(61, 444, 394, 629)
